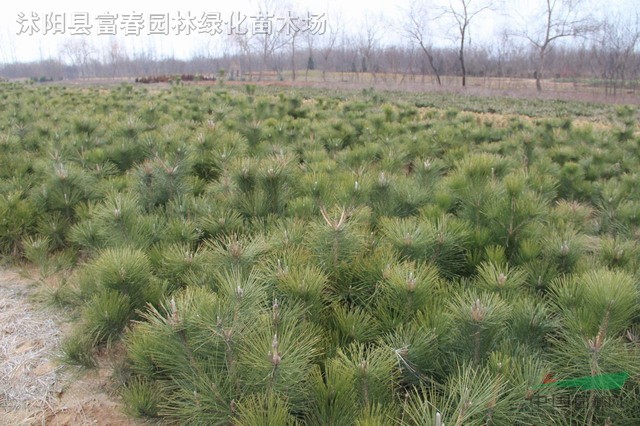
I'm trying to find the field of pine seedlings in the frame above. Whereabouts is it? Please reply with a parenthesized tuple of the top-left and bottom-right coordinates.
(1, 81, 640, 425)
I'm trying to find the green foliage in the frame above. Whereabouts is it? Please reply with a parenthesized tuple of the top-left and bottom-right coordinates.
(235, 393, 298, 425)
(151, 243, 208, 292)
(332, 302, 380, 345)
(2, 84, 640, 424)
(380, 215, 471, 278)
(373, 260, 440, 330)
(403, 363, 507, 426)
(30, 161, 97, 221)
(506, 295, 557, 349)
(123, 284, 322, 424)
(307, 342, 399, 424)
(69, 191, 161, 252)
(83, 288, 133, 346)
(0, 190, 37, 255)
(266, 254, 328, 317)
(22, 235, 50, 272)
(121, 377, 163, 418)
(61, 329, 96, 368)
(550, 268, 638, 337)
(79, 246, 158, 307)
(134, 157, 191, 212)
(474, 261, 527, 295)
(306, 206, 369, 278)
(206, 234, 271, 275)
(445, 291, 510, 365)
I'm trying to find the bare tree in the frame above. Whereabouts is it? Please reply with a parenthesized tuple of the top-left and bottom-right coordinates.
(303, 15, 317, 81)
(445, 0, 493, 87)
(493, 28, 520, 78)
(103, 37, 128, 77)
(318, 16, 341, 81)
(290, 27, 299, 81)
(231, 30, 255, 80)
(355, 12, 384, 82)
(338, 32, 361, 82)
(515, 0, 596, 92)
(59, 37, 96, 78)
(0, 31, 8, 64)
(401, 0, 443, 85)
(594, 11, 640, 96)
(252, 0, 294, 80)
(1, 27, 18, 64)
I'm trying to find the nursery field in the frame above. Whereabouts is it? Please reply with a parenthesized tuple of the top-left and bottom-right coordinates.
(1, 81, 640, 425)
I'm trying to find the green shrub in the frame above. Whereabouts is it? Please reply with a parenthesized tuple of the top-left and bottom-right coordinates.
(79, 246, 160, 310)
(121, 377, 163, 418)
(61, 330, 96, 368)
(0, 191, 37, 255)
(135, 157, 191, 212)
(83, 289, 133, 346)
(3, 84, 640, 424)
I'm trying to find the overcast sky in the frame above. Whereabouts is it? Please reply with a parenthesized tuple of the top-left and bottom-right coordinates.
(0, 0, 636, 63)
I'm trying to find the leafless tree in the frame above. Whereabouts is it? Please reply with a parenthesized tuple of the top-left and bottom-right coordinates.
(445, 0, 493, 87)
(400, 0, 444, 85)
(0, 32, 8, 64)
(303, 17, 317, 81)
(515, 0, 596, 92)
(1, 28, 18, 64)
(290, 27, 299, 81)
(103, 37, 128, 77)
(251, 0, 294, 80)
(593, 11, 640, 96)
(493, 28, 520, 78)
(59, 37, 96, 77)
(318, 16, 341, 81)
(231, 31, 255, 80)
(356, 12, 384, 82)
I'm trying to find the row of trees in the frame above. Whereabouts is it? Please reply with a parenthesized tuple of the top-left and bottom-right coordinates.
(2, 0, 639, 94)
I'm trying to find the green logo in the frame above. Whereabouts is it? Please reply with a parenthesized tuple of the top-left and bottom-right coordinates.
(535, 372, 629, 391)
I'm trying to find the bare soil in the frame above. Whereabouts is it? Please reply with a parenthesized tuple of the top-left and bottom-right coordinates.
(0, 268, 138, 425)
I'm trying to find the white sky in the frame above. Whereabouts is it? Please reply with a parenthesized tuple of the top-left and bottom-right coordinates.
(0, 0, 635, 63)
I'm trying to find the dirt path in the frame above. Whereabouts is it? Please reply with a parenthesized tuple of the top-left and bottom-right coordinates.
(0, 268, 138, 425)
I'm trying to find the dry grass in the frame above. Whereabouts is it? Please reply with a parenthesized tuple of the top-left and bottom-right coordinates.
(0, 268, 140, 425)
(0, 269, 62, 424)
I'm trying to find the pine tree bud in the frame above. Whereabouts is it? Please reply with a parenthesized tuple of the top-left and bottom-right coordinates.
(406, 271, 416, 292)
(271, 353, 282, 365)
(471, 298, 486, 322)
(560, 241, 570, 256)
(270, 333, 281, 365)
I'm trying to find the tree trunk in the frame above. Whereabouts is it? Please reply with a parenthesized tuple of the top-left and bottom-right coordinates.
(460, 34, 466, 87)
(420, 45, 442, 86)
(291, 38, 296, 82)
(536, 47, 546, 92)
(460, 48, 466, 87)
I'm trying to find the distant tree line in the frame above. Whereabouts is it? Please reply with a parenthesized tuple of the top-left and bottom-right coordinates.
(1, 0, 639, 95)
